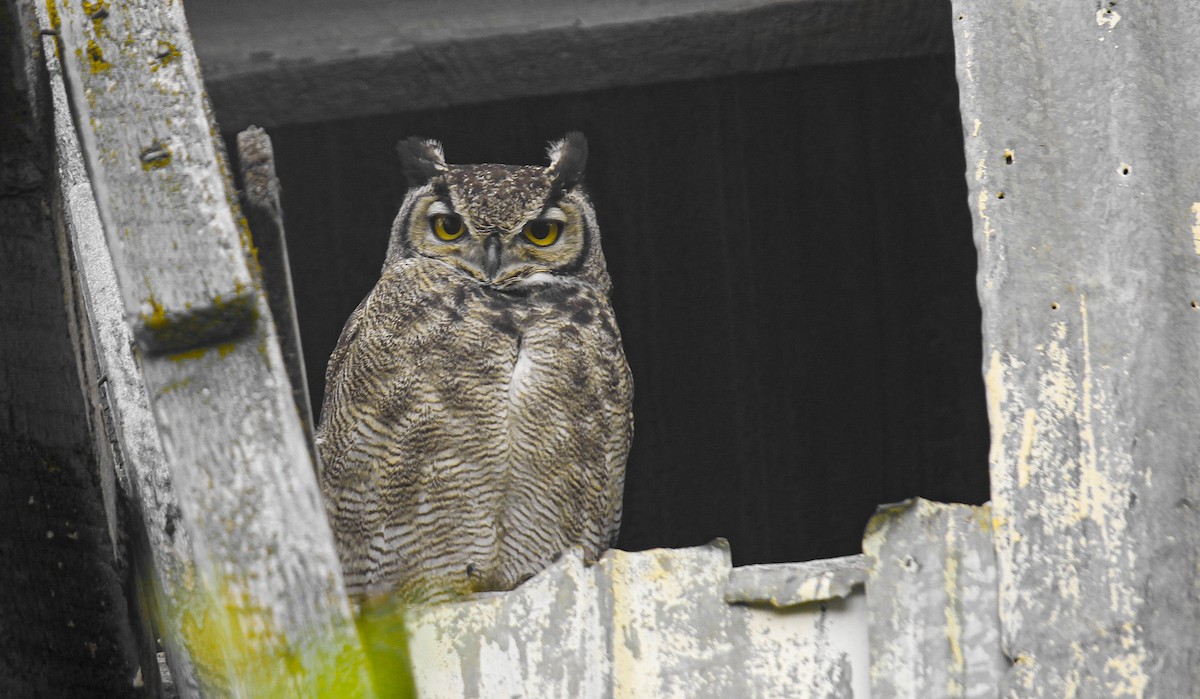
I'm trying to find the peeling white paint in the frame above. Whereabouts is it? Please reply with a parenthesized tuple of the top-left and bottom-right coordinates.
(985, 350, 1008, 477)
(866, 500, 1005, 698)
(1190, 202, 1200, 255)
(408, 546, 867, 699)
(1096, 7, 1121, 29)
(1015, 408, 1037, 488)
(978, 189, 993, 252)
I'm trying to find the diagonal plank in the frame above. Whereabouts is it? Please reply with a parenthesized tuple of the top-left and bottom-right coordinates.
(45, 0, 372, 694)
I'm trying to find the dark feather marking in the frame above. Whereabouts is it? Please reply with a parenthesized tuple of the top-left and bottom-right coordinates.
(490, 311, 520, 337)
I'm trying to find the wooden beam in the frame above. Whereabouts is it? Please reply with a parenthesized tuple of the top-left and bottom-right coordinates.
(236, 127, 318, 466)
(0, 2, 153, 693)
(45, 0, 372, 693)
(41, 25, 201, 691)
(187, 0, 955, 130)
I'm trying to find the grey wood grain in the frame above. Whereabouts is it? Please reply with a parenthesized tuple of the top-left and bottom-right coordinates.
(0, 2, 151, 693)
(407, 543, 868, 698)
(54, 0, 256, 354)
(49, 0, 372, 693)
(236, 126, 317, 468)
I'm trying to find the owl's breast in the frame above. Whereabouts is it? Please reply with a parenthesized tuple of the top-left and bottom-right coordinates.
(320, 258, 631, 599)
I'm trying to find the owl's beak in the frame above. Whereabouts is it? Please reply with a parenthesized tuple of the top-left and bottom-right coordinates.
(482, 233, 502, 280)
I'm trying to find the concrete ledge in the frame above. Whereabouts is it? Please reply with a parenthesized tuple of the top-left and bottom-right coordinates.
(406, 543, 868, 698)
(724, 553, 867, 606)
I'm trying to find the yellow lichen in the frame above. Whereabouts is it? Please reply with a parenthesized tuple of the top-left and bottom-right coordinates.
(167, 347, 208, 362)
(142, 295, 168, 329)
(45, 0, 60, 30)
(81, 0, 107, 34)
(140, 145, 172, 170)
(86, 39, 111, 73)
(155, 571, 395, 697)
(150, 40, 182, 71)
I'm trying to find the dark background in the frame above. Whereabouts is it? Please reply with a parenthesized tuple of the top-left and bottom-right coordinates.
(230, 53, 989, 566)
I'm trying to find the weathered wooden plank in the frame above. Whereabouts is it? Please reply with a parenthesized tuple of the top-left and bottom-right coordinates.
(235, 126, 317, 464)
(0, 2, 152, 693)
(954, 0, 1200, 694)
(863, 499, 1004, 698)
(54, 0, 256, 353)
(40, 21, 202, 693)
(405, 544, 868, 698)
(46, 0, 372, 694)
(187, 0, 954, 129)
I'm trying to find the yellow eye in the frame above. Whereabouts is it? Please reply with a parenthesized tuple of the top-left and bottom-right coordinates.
(523, 219, 561, 247)
(430, 213, 465, 241)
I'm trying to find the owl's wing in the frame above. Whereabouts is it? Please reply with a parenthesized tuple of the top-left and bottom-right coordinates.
(602, 319, 634, 547)
(315, 289, 372, 480)
(323, 291, 371, 403)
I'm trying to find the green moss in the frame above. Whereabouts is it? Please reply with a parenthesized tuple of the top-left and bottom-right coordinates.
(155, 573, 393, 697)
(167, 347, 208, 362)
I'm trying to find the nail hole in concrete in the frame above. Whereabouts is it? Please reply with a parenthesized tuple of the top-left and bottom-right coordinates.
(1004, 149, 1014, 164)
(996, 191, 1005, 199)
(1051, 302, 1060, 310)
(1191, 300, 1198, 309)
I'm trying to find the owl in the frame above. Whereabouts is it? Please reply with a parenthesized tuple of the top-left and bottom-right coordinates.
(316, 133, 633, 604)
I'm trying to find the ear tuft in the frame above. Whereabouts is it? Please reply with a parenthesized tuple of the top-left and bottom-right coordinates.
(546, 132, 588, 191)
(396, 137, 447, 186)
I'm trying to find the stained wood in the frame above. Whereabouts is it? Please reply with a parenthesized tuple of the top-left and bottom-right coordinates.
(406, 544, 868, 698)
(54, 0, 256, 353)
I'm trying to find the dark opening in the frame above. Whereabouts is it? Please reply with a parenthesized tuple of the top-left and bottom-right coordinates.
(236, 54, 989, 566)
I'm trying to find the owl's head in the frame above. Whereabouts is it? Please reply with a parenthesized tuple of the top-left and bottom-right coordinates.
(385, 133, 611, 292)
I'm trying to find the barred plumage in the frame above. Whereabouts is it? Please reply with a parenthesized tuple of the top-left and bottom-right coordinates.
(317, 134, 633, 604)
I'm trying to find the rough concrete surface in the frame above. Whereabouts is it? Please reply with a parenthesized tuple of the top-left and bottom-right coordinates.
(407, 543, 867, 698)
(955, 0, 1200, 695)
(864, 499, 1004, 698)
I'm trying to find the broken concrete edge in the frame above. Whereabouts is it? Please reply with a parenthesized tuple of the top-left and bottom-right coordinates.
(861, 496, 1004, 696)
(724, 554, 868, 607)
(412, 539, 867, 612)
(404, 539, 869, 698)
(862, 497, 994, 567)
